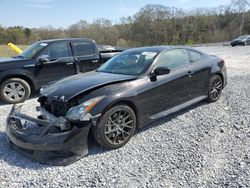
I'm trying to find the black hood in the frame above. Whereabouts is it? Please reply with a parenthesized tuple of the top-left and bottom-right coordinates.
(232, 38, 246, 42)
(40, 71, 137, 101)
(0, 56, 28, 64)
(233, 39, 243, 42)
(0, 56, 31, 70)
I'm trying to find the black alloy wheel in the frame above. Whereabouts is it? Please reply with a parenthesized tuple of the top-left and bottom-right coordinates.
(93, 105, 136, 149)
(207, 75, 223, 102)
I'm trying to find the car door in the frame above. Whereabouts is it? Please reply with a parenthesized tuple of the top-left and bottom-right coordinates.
(35, 41, 75, 86)
(71, 41, 101, 73)
(137, 49, 193, 119)
(186, 50, 210, 98)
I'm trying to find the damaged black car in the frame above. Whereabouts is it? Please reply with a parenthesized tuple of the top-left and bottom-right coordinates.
(6, 46, 227, 165)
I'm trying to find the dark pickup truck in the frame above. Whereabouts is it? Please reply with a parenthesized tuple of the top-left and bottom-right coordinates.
(0, 38, 121, 103)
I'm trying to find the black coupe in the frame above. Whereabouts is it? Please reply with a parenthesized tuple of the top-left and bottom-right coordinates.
(231, 35, 250, 46)
(6, 46, 227, 165)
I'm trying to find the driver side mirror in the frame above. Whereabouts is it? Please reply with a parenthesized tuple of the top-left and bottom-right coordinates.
(38, 54, 50, 64)
(150, 67, 170, 81)
(154, 67, 170, 76)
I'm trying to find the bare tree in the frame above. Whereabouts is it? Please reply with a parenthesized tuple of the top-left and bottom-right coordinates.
(231, 0, 250, 34)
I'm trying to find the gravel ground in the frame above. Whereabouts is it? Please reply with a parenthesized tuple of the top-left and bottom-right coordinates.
(0, 46, 249, 188)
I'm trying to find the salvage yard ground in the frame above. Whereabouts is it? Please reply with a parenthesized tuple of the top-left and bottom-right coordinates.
(0, 46, 249, 187)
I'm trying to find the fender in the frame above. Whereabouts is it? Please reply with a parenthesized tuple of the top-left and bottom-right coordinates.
(211, 64, 222, 74)
(0, 69, 38, 90)
(88, 95, 140, 126)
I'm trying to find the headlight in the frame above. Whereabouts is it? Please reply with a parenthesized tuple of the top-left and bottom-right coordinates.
(66, 96, 105, 121)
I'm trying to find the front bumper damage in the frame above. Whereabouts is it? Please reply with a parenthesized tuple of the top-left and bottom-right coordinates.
(6, 105, 92, 166)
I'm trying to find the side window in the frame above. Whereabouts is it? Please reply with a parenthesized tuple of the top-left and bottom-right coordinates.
(156, 49, 189, 70)
(189, 50, 202, 62)
(73, 42, 95, 56)
(41, 42, 72, 61)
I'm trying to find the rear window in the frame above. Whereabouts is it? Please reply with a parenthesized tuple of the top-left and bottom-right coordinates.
(73, 42, 95, 56)
(189, 50, 202, 62)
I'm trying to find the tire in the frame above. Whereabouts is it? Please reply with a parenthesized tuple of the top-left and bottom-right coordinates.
(0, 78, 31, 104)
(207, 75, 223, 103)
(92, 104, 136, 150)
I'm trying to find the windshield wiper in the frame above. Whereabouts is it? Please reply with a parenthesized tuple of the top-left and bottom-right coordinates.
(96, 70, 114, 74)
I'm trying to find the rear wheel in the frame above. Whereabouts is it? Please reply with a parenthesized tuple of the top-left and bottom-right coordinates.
(92, 105, 136, 149)
(207, 75, 223, 102)
(0, 78, 31, 103)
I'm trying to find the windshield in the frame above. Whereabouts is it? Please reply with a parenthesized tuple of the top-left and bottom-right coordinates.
(97, 51, 158, 75)
(237, 35, 248, 40)
(19, 42, 48, 58)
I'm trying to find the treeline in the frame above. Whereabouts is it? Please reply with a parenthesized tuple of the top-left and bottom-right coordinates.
(0, 0, 249, 47)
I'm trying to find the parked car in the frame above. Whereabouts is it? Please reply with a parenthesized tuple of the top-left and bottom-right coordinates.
(6, 46, 227, 165)
(0, 38, 121, 103)
(230, 35, 250, 46)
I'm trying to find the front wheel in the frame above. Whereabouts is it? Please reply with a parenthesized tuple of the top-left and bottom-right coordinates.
(207, 75, 223, 102)
(0, 78, 31, 104)
(92, 105, 136, 150)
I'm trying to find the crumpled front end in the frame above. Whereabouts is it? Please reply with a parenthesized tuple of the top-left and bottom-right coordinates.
(6, 104, 91, 166)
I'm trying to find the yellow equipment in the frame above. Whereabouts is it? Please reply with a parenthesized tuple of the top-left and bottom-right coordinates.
(7, 43, 23, 54)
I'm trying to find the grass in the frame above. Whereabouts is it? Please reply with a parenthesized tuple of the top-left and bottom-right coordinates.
(0, 45, 28, 57)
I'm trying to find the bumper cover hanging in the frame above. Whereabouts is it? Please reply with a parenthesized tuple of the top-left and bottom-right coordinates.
(6, 105, 91, 166)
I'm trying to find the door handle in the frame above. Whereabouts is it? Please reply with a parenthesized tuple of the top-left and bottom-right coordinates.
(92, 60, 98, 63)
(66, 62, 73, 66)
(186, 71, 193, 77)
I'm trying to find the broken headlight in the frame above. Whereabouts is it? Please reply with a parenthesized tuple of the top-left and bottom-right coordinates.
(65, 96, 105, 121)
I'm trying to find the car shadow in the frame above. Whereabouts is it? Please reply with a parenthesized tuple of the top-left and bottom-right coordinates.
(0, 100, 208, 168)
(87, 100, 208, 155)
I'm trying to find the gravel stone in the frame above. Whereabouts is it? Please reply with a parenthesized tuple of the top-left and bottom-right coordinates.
(0, 46, 249, 187)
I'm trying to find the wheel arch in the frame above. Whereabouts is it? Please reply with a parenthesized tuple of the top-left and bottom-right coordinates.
(102, 99, 139, 129)
(211, 72, 224, 86)
(0, 74, 36, 91)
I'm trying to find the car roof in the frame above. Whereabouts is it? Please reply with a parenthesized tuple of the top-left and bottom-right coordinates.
(38, 38, 95, 43)
(123, 45, 197, 54)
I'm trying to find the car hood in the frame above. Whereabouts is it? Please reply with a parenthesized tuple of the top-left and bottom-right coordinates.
(0, 57, 31, 70)
(41, 71, 137, 101)
(0, 56, 27, 64)
(232, 39, 245, 42)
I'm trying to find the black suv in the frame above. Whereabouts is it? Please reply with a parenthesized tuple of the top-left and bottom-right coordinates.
(0, 38, 120, 103)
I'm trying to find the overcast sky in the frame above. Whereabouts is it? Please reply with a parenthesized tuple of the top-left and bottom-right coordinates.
(0, 0, 232, 28)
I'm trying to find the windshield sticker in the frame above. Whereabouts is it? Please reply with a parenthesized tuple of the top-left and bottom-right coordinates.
(40, 43, 48, 47)
(141, 52, 157, 59)
(141, 52, 157, 56)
